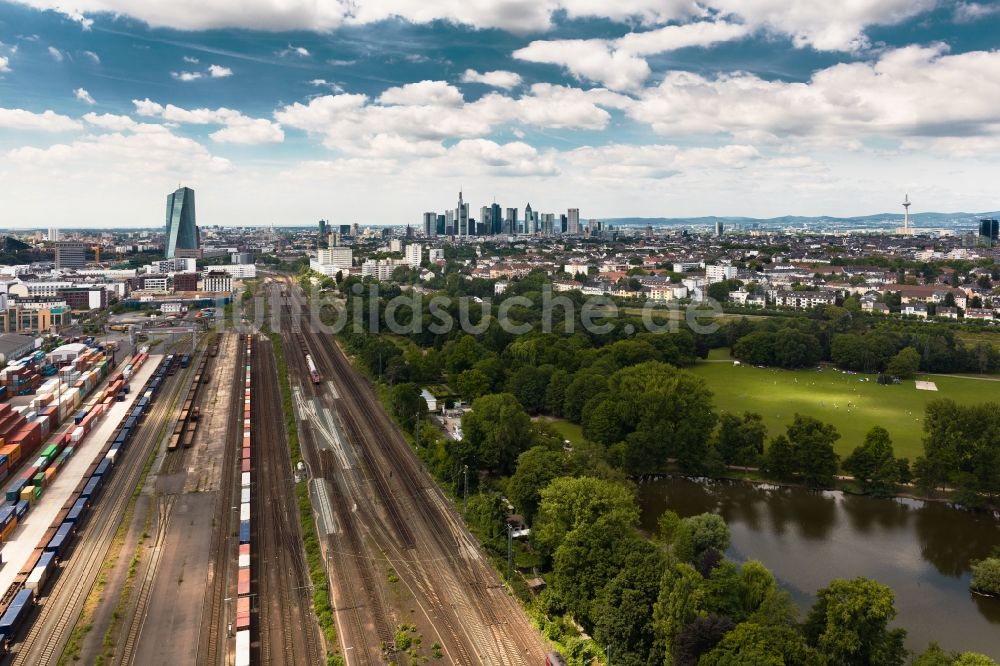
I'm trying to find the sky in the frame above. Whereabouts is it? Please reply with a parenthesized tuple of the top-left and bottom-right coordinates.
(0, 1, 999, 228)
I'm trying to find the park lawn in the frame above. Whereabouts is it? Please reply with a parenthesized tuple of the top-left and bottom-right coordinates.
(689, 361, 993, 459)
(536, 417, 586, 446)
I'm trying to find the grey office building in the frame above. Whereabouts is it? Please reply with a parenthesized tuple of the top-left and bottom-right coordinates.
(55, 241, 87, 269)
(165, 186, 198, 259)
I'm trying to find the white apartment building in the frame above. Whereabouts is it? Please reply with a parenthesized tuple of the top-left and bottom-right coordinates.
(705, 264, 738, 284)
(211, 264, 257, 279)
(428, 249, 445, 262)
(361, 259, 408, 281)
(405, 243, 423, 269)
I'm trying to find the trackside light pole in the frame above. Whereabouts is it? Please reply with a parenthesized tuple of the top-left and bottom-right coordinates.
(507, 523, 513, 580)
(463, 464, 469, 517)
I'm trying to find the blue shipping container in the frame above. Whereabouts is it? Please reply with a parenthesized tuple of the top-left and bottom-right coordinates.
(81, 476, 101, 500)
(66, 498, 88, 524)
(74, 410, 89, 425)
(6, 479, 27, 504)
(14, 500, 28, 519)
(45, 522, 74, 557)
(239, 520, 250, 544)
(0, 588, 34, 645)
(0, 506, 14, 527)
(94, 459, 111, 477)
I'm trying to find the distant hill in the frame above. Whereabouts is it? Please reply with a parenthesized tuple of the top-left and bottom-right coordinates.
(606, 212, 1000, 229)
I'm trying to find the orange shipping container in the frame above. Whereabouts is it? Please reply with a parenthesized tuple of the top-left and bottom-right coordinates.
(0, 516, 17, 541)
(238, 568, 250, 596)
(0, 443, 21, 466)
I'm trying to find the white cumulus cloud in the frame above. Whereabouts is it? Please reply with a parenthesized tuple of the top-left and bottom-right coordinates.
(0, 57, 9, 73)
(132, 98, 283, 144)
(460, 69, 523, 90)
(208, 64, 233, 78)
(171, 70, 202, 81)
(0, 107, 81, 131)
(47, 46, 63, 61)
(74, 87, 96, 104)
(378, 80, 465, 107)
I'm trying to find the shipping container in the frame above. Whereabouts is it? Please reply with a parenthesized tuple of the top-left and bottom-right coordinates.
(240, 503, 250, 522)
(66, 497, 88, 524)
(240, 472, 250, 488)
(0, 514, 16, 541)
(240, 459, 250, 473)
(235, 630, 250, 666)
(240, 488, 250, 504)
(94, 458, 111, 477)
(81, 475, 102, 500)
(238, 568, 250, 596)
(45, 521, 74, 558)
(14, 499, 28, 519)
(239, 519, 250, 544)
(6, 478, 27, 503)
(236, 595, 250, 629)
(25, 551, 55, 591)
(239, 543, 250, 568)
(0, 588, 34, 647)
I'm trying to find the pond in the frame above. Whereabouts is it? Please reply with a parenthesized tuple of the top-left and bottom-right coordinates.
(637, 477, 1000, 657)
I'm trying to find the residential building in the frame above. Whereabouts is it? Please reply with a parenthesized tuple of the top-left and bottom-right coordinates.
(705, 264, 738, 284)
(213, 264, 257, 279)
(405, 243, 423, 269)
(54, 241, 87, 269)
(202, 271, 233, 293)
(165, 186, 199, 259)
(902, 303, 928, 318)
(362, 258, 408, 281)
(47, 228, 59, 242)
(774, 290, 837, 309)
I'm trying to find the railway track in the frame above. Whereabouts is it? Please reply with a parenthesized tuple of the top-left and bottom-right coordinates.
(118, 495, 173, 665)
(11, 365, 184, 666)
(253, 334, 323, 666)
(280, 278, 543, 665)
(197, 334, 244, 666)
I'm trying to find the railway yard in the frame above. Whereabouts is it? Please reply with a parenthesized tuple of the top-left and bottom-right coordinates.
(0, 277, 550, 665)
(276, 276, 549, 664)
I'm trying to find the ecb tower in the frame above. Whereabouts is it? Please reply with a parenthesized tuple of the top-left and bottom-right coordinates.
(165, 186, 198, 258)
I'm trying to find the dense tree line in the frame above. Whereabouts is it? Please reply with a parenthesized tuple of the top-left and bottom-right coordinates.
(726, 316, 1000, 374)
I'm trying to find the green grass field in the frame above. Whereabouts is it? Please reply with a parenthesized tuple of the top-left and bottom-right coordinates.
(536, 417, 586, 446)
(690, 357, 996, 459)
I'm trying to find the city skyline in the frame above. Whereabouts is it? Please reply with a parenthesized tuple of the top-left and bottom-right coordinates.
(0, 2, 999, 227)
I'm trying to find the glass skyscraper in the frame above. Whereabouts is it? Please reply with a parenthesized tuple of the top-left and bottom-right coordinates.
(165, 186, 198, 258)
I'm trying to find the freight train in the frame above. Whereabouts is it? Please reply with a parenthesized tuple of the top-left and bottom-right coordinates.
(0, 352, 168, 655)
(235, 335, 253, 666)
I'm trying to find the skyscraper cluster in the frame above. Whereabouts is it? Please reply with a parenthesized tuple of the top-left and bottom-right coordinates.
(422, 191, 584, 238)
